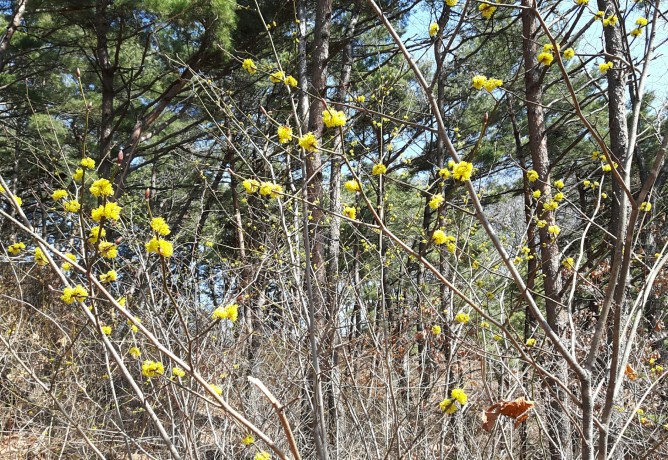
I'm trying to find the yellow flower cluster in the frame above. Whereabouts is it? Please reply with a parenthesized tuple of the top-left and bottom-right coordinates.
(61, 284, 88, 304)
(323, 109, 347, 128)
(259, 182, 283, 198)
(479, 3, 496, 19)
(439, 388, 468, 415)
(269, 71, 297, 87)
(212, 303, 239, 322)
(61, 252, 76, 271)
(90, 178, 114, 197)
(88, 226, 106, 244)
(34, 247, 49, 266)
(7, 242, 25, 255)
(52, 189, 68, 200)
(431, 325, 441, 335)
(80, 157, 95, 169)
(344, 180, 361, 193)
(602, 15, 618, 27)
(343, 206, 356, 219)
(372, 163, 387, 175)
(91, 202, 122, 222)
(63, 199, 81, 213)
(640, 202, 652, 212)
(141, 360, 164, 378)
(172, 367, 186, 378)
(277, 125, 292, 143)
(526, 338, 537, 347)
(151, 217, 171, 236)
(471, 75, 503, 91)
(455, 312, 470, 324)
(99, 270, 117, 283)
(98, 241, 118, 259)
(452, 161, 473, 181)
(429, 194, 444, 209)
(429, 23, 439, 37)
(599, 61, 614, 73)
(129, 347, 141, 359)
(146, 237, 173, 258)
(526, 169, 539, 182)
(254, 452, 271, 460)
(241, 435, 255, 446)
(242, 58, 257, 74)
(298, 132, 318, 152)
(537, 52, 554, 66)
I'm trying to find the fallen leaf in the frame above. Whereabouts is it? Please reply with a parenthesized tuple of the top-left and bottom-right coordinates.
(482, 398, 535, 431)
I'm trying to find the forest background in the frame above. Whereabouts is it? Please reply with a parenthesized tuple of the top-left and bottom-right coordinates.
(1, 1, 667, 459)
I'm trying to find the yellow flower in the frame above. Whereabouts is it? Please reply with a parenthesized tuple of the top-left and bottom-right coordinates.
(254, 452, 271, 460)
(269, 71, 285, 83)
(446, 0, 458, 6)
(630, 28, 643, 37)
(439, 398, 458, 414)
(429, 194, 444, 209)
(89, 178, 114, 197)
(241, 435, 255, 446)
(172, 367, 186, 378)
(72, 168, 84, 181)
(210, 384, 223, 395)
(298, 132, 318, 152)
(63, 199, 81, 213)
(259, 182, 282, 198)
(602, 164, 612, 172)
(438, 168, 451, 179)
(536, 219, 547, 228)
(141, 360, 164, 378)
(543, 200, 558, 211)
(548, 225, 561, 236)
(635, 17, 648, 27)
(61, 252, 76, 271)
(151, 217, 171, 236)
(451, 388, 468, 405)
(129, 347, 141, 359)
(562, 257, 575, 268)
(212, 303, 239, 322)
(431, 325, 441, 335)
(526, 338, 537, 347)
(455, 312, 470, 324)
(80, 157, 95, 169)
(52, 189, 68, 200)
(432, 230, 448, 245)
(372, 163, 387, 175)
(575, 0, 588, 4)
(284, 75, 298, 87)
(343, 206, 356, 219)
(277, 125, 293, 144)
(7, 242, 26, 255)
(242, 179, 260, 193)
(554, 179, 564, 189)
(61, 284, 88, 304)
(599, 61, 614, 73)
(146, 238, 173, 257)
(88, 226, 106, 244)
(563, 48, 575, 60)
(355, 95, 365, 103)
(98, 241, 118, 259)
(526, 169, 539, 182)
(602, 15, 618, 27)
(553, 192, 564, 202)
(543, 43, 559, 53)
(242, 58, 257, 74)
(99, 270, 117, 283)
(483, 78, 503, 92)
(34, 247, 49, 266)
(640, 202, 652, 212)
(91, 202, 121, 221)
(480, 321, 489, 328)
(344, 180, 361, 192)
(537, 52, 554, 66)
(532, 190, 541, 199)
(472, 75, 487, 90)
(493, 334, 503, 341)
(323, 108, 346, 128)
(429, 23, 439, 37)
(101, 326, 112, 335)
(452, 161, 473, 181)
(479, 3, 496, 19)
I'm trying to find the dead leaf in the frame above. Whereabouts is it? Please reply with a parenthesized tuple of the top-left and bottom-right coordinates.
(625, 364, 638, 381)
(482, 398, 535, 431)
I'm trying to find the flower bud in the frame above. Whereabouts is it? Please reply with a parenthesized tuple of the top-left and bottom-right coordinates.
(117, 150, 124, 165)
(145, 188, 151, 200)
(75, 68, 81, 78)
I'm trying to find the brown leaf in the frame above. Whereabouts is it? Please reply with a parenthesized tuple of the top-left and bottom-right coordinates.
(482, 398, 535, 432)
(625, 364, 638, 381)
